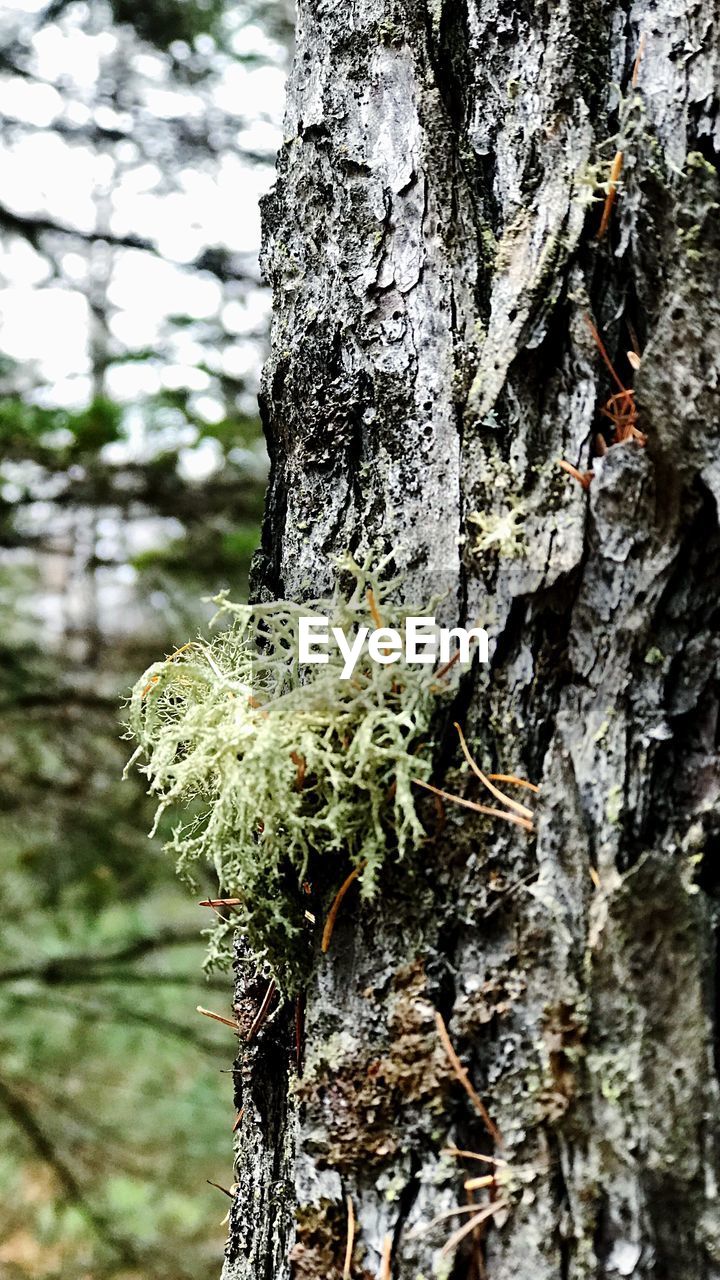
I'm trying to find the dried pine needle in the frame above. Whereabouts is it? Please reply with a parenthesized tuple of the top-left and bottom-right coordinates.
(486, 773, 540, 795)
(435, 1011, 503, 1146)
(597, 149, 624, 240)
(557, 459, 594, 490)
(406, 1203, 488, 1239)
(453, 722, 534, 821)
(379, 1234, 392, 1280)
(632, 33, 646, 87)
(343, 1196, 355, 1280)
(443, 1146, 507, 1167)
(441, 1202, 504, 1257)
(322, 863, 364, 954)
(366, 587, 383, 630)
(413, 779, 533, 833)
(464, 1174, 496, 1192)
(196, 1006, 239, 1031)
(246, 980, 276, 1042)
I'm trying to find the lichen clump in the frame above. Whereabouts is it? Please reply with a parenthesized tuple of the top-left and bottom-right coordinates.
(125, 554, 452, 983)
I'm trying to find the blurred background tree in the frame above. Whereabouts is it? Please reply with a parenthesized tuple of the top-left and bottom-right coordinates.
(0, 1, 292, 1275)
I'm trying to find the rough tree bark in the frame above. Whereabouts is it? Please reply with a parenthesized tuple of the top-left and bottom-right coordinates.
(223, 2, 720, 1278)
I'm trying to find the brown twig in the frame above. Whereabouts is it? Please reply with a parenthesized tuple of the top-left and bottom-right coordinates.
(406, 1203, 484, 1239)
(432, 616, 486, 685)
(436, 1011, 503, 1147)
(232, 1109, 244, 1133)
(585, 315, 627, 393)
(433, 647, 462, 683)
(482, 870, 540, 921)
(584, 314, 646, 449)
(594, 39, 645, 241)
(142, 641, 196, 697)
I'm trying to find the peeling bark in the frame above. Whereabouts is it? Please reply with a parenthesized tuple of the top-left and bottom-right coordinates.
(223, 2, 720, 1278)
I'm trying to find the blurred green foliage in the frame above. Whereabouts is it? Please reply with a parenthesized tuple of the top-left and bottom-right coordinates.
(0, 516, 259, 1279)
(0, 0, 284, 1272)
(110, 0, 227, 49)
(0, 398, 124, 462)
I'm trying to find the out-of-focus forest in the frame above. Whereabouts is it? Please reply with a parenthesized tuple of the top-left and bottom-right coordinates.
(0, 2, 291, 1275)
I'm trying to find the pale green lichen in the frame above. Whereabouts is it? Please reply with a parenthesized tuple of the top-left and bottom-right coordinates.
(605, 784, 623, 827)
(686, 150, 718, 178)
(592, 719, 610, 744)
(125, 553, 455, 985)
(467, 499, 526, 558)
(644, 646, 664, 667)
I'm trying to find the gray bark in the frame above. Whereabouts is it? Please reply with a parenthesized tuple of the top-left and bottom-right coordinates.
(223, 2, 720, 1278)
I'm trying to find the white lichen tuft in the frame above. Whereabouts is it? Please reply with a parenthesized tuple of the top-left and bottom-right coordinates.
(467, 499, 526, 558)
(125, 552, 455, 984)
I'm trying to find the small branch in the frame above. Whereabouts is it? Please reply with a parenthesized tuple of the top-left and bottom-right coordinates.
(0, 199, 156, 253)
(207, 1179, 234, 1199)
(406, 1202, 490, 1239)
(0, 1074, 139, 1268)
(0, 200, 258, 284)
(7, 990, 219, 1053)
(0, 928, 199, 986)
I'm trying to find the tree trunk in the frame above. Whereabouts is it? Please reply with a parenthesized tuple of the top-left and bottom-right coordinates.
(223, 3, 720, 1278)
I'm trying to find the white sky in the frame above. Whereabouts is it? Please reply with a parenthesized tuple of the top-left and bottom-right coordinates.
(0, 3, 286, 415)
